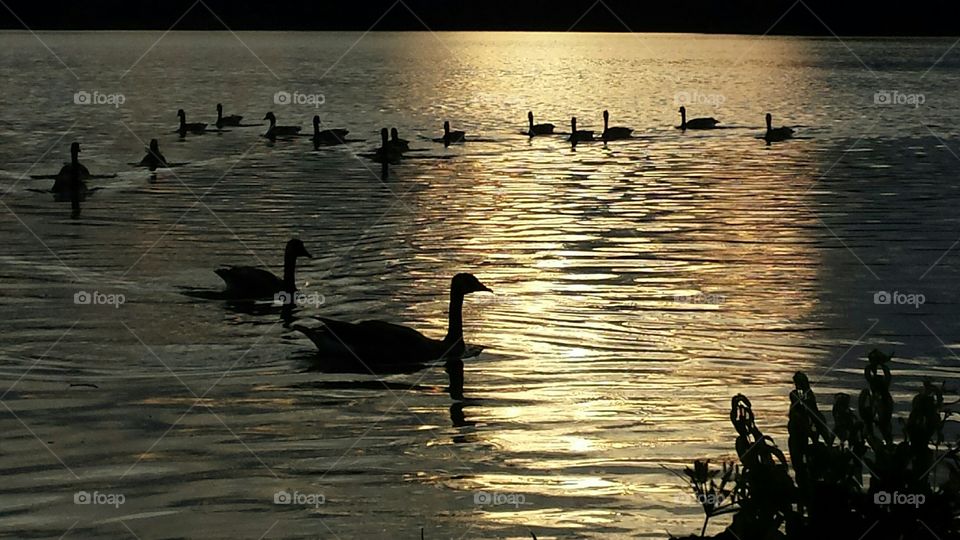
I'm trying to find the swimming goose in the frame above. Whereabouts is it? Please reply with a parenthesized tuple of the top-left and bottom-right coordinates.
(568, 117, 594, 143)
(311, 115, 349, 146)
(677, 106, 719, 130)
(294, 273, 492, 364)
(435, 121, 466, 145)
(263, 112, 302, 139)
(215, 103, 243, 128)
(51, 142, 90, 194)
(527, 111, 555, 136)
(177, 109, 207, 135)
(764, 113, 794, 142)
(137, 139, 168, 171)
(373, 128, 403, 164)
(601, 110, 633, 140)
(215, 238, 311, 299)
(389, 128, 410, 152)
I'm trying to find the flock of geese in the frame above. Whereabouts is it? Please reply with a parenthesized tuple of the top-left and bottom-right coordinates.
(37, 103, 796, 368)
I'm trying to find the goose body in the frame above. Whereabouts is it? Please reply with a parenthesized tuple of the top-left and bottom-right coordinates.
(389, 128, 410, 152)
(677, 106, 719, 130)
(764, 113, 794, 142)
(311, 115, 349, 146)
(51, 142, 90, 194)
(215, 238, 311, 299)
(601, 110, 633, 140)
(568, 117, 594, 143)
(527, 112, 554, 136)
(294, 273, 491, 365)
(435, 121, 465, 144)
(373, 128, 403, 164)
(263, 112, 302, 139)
(177, 109, 207, 135)
(137, 139, 168, 170)
(215, 103, 243, 128)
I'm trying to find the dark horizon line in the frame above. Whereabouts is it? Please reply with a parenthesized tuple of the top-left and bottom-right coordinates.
(0, 28, 957, 38)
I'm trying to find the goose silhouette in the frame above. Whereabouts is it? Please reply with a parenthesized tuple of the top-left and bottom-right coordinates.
(601, 110, 633, 140)
(215, 103, 243, 129)
(434, 121, 466, 145)
(764, 113, 795, 143)
(568, 117, 594, 143)
(677, 106, 719, 130)
(311, 115, 349, 146)
(137, 139, 168, 171)
(527, 111, 554, 136)
(263, 112, 301, 140)
(215, 238, 312, 300)
(293, 273, 491, 365)
(51, 142, 90, 194)
(389, 128, 410, 152)
(177, 109, 207, 136)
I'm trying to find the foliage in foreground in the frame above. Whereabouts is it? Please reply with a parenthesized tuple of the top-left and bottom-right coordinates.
(674, 349, 960, 539)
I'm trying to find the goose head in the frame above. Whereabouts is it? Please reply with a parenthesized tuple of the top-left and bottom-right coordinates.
(603, 109, 610, 126)
(263, 111, 277, 125)
(70, 142, 81, 160)
(216, 103, 223, 114)
(571, 117, 578, 132)
(380, 128, 389, 147)
(148, 139, 160, 152)
(528, 111, 534, 126)
(177, 109, 186, 120)
(312, 115, 321, 134)
(391, 127, 400, 142)
(765, 113, 773, 130)
(451, 273, 492, 296)
(284, 238, 312, 260)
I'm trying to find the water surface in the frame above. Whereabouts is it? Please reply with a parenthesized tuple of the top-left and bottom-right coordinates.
(1, 31, 959, 538)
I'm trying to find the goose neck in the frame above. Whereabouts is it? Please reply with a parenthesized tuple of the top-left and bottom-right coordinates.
(282, 252, 297, 292)
(443, 288, 466, 354)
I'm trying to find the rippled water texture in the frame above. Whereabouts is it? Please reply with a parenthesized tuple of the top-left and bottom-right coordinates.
(1, 31, 960, 538)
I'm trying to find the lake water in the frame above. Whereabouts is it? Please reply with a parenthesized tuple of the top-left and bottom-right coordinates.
(1, 31, 959, 538)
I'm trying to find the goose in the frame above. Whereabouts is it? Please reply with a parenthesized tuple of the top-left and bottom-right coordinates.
(434, 121, 465, 144)
(527, 111, 554, 136)
(263, 112, 301, 139)
(311, 115, 349, 146)
(137, 139, 168, 170)
(389, 128, 410, 152)
(764, 113, 794, 142)
(215, 103, 243, 128)
(568, 117, 594, 143)
(294, 273, 491, 364)
(601, 110, 633, 140)
(373, 128, 403, 164)
(51, 142, 90, 194)
(677, 106, 719, 130)
(177, 109, 207, 135)
(215, 238, 311, 299)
